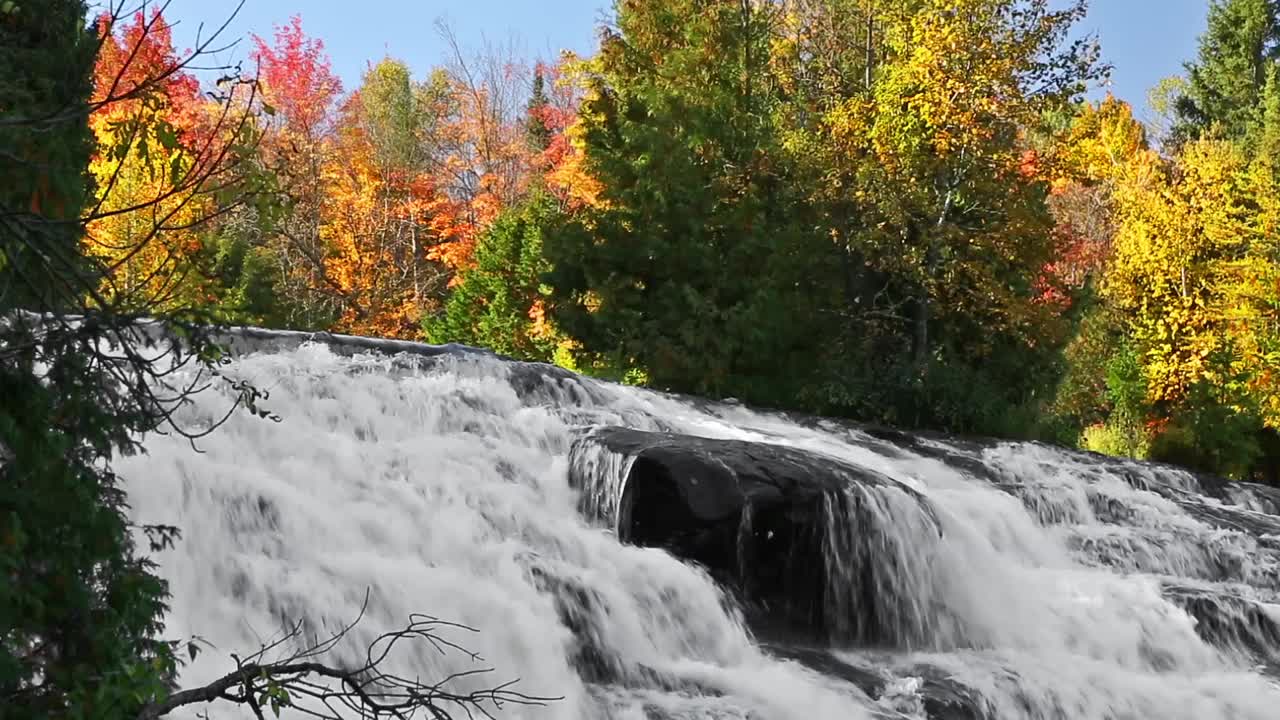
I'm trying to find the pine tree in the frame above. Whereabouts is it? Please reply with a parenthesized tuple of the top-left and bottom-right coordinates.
(0, 0, 97, 311)
(1258, 64, 1280, 163)
(546, 0, 836, 402)
(425, 192, 563, 361)
(525, 66, 553, 152)
(2, 4, 282, 714)
(1173, 0, 1280, 145)
(1, 4, 181, 716)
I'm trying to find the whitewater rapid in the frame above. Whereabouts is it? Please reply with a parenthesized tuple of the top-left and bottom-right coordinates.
(119, 337, 1280, 719)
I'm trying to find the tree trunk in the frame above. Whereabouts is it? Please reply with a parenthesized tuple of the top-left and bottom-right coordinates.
(912, 292, 929, 371)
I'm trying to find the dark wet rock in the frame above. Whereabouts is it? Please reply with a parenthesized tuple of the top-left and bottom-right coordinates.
(569, 427, 941, 648)
(911, 674, 988, 720)
(1066, 526, 1280, 589)
(224, 493, 281, 533)
(999, 483, 1139, 527)
(1229, 481, 1280, 516)
(763, 645, 885, 697)
(998, 483, 1087, 526)
(1086, 490, 1140, 524)
(528, 566, 616, 683)
(859, 427, 1005, 486)
(765, 647, 987, 720)
(1168, 494, 1280, 539)
(1165, 584, 1280, 664)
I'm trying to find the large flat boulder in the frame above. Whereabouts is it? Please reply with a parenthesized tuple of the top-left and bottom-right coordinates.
(568, 427, 942, 647)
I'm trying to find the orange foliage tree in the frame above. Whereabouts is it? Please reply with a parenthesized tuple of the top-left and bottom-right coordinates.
(250, 15, 346, 327)
(321, 59, 455, 338)
(86, 9, 210, 310)
(423, 23, 535, 273)
(532, 55, 604, 211)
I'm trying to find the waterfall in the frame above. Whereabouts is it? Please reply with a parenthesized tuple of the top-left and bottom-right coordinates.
(119, 335, 1280, 719)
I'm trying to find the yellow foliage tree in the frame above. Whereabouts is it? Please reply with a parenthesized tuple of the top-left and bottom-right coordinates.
(86, 11, 214, 311)
(321, 63, 453, 339)
(1106, 136, 1278, 424)
(809, 0, 1100, 366)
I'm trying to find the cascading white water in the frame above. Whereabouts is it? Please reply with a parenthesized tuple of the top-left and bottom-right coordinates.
(119, 336, 1280, 719)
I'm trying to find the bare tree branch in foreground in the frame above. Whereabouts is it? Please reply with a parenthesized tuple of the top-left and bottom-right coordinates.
(138, 590, 560, 720)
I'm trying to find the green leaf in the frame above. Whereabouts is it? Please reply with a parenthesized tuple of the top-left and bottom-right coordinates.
(155, 123, 180, 151)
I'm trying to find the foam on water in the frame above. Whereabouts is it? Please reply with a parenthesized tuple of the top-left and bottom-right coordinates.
(119, 338, 1280, 719)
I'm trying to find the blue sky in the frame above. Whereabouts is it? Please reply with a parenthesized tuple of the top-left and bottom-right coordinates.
(155, 0, 1208, 118)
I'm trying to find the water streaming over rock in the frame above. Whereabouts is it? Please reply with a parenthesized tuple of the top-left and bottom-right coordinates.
(119, 331, 1280, 719)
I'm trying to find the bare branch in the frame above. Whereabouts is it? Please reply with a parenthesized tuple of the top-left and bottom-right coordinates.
(137, 590, 560, 720)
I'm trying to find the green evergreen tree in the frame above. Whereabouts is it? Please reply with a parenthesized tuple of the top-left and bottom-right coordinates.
(1258, 64, 1280, 162)
(204, 225, 290, 326)
(1, 3, 185, 717)
(525, 66, 553, 152)
(0, 0, 97, 311)
(1173, 0, 1280, 145)
(425, 192, 561, 361)
(546, 0, 836, 403)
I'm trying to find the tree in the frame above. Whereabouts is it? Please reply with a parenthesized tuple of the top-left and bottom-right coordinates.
(1, 2, 265, 716)
(768, 0, 1103, 432)
(361, 58, 426, 172)
(250, 15, 345, 329)
(859, 0, 1098, 363)
(532, 55, 602, 211)
(1033, 1, 1280, 477)
(525, 65, 553, 152)
(1043, 97, 1150, 442)
(321, 58, 452, 338)
(426, 22, 533, 273)
(547, 0, 836, 401)
(0, 0, 97, 312)
(1106, 140, 1246, 408)
(1094, 132, 1279, 475)
(1147, 75, 1191, 148)
(1256, 63, 1280, 170)
(1173, 0, 1280, 146)
(425, 192, 565, 361)
(134, 592, 554, 720)
(85, 9, 212, 313)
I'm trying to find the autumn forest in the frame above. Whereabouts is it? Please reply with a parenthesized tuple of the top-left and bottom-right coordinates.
(14, 0, 1280, 484)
